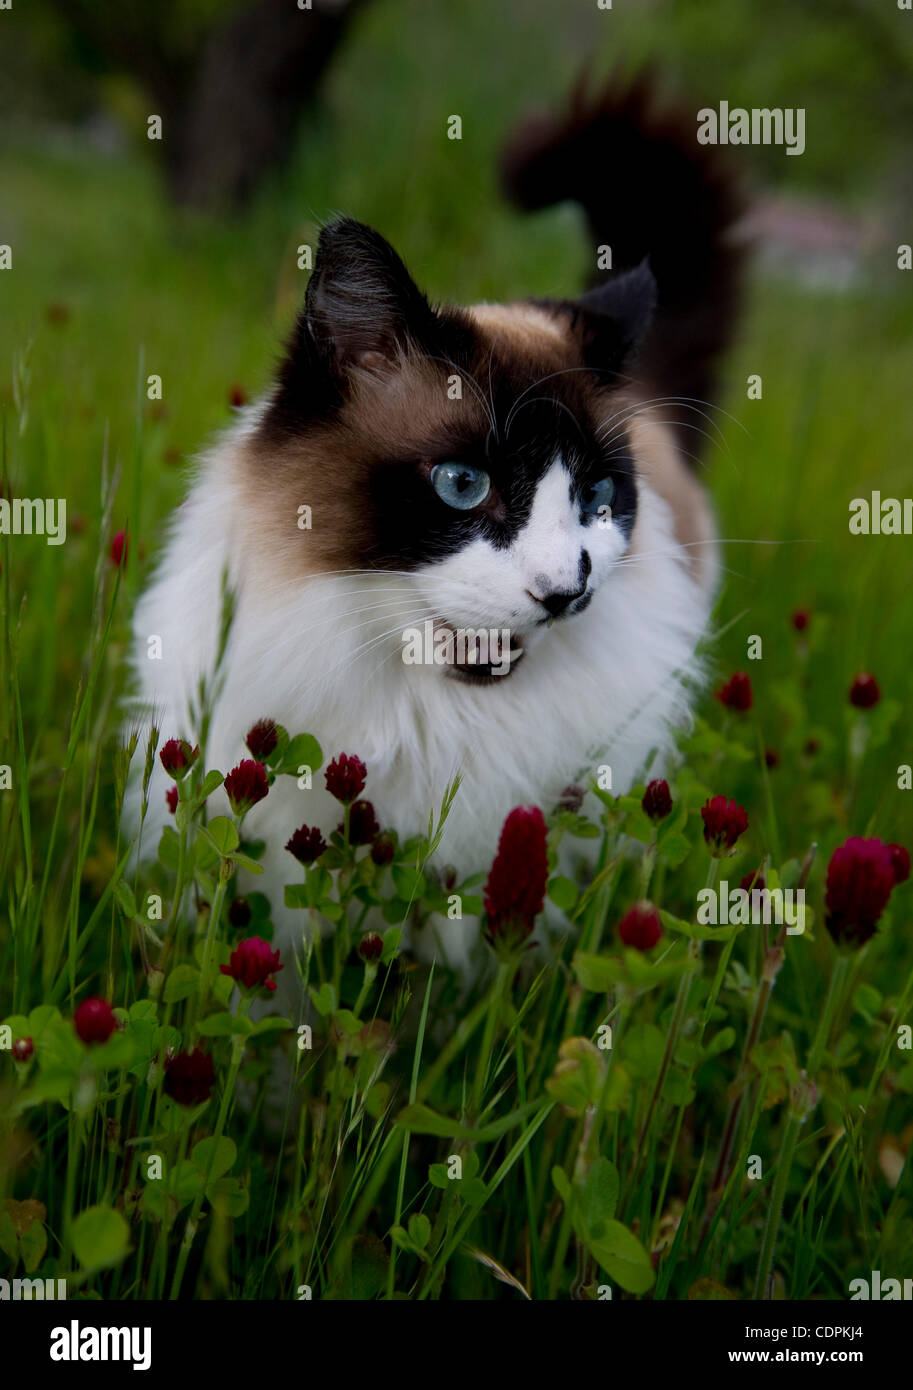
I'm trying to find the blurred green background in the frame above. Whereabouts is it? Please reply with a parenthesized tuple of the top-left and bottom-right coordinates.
(2, 0, 912, 855)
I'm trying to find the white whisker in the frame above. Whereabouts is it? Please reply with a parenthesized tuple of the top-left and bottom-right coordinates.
(506, 395, 588, 444)
(504, 365, 638, 437)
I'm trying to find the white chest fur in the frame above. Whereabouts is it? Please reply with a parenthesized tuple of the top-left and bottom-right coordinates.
(127, 429, 713, 966)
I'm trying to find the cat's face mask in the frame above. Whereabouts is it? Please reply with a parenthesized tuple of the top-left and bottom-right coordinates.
(253, 219, 657, 684)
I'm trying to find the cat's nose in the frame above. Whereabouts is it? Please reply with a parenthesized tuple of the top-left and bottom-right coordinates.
(528, 552, 591, 617)
(533, 585, 587, 617)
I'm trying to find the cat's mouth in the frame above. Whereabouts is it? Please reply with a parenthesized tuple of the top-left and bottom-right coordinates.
(435, 623, 526, 685)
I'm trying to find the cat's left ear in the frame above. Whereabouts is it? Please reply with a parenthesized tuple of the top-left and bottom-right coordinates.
(574, 259, 657, 375)
(304, 217, 439, 373)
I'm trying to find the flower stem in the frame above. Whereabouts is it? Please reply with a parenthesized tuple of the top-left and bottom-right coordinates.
(753, 1107, 801, 1299)
(752, 894, 839, 1300)
(169, 1023, 246, 1299)
(353, 962, 377, 1017)
(625, 859, 717, 1208)
(514, 1030, 544, 1297)
(625, 943, 695, 1208)
(470, 960, 510, 1118)
(754, 718, 781, 866)
(845, 715, 869, 817)
(387, 963, 434, 1299)
(807, 950, 853, 1076)
(188, 855, 232, 1033)
(700, 846, 816, 1244)
(159, 820, 188, 969)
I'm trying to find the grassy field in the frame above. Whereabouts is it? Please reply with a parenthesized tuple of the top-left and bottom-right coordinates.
(1, 0, 912, 1301)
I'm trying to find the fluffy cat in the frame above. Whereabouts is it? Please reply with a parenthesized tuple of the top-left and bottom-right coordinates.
(127, 76, 744, 970)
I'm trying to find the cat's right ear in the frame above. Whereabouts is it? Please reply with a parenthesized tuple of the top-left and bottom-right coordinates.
(574, 259, 657, 377)
(268, 220, 441, 424)
(304, 218, 439, 375)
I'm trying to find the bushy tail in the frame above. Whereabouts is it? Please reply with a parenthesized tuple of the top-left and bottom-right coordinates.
(501, 71, 746, 441)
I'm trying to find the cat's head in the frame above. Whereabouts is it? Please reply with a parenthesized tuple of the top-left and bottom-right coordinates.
(249, 218, 657, 682)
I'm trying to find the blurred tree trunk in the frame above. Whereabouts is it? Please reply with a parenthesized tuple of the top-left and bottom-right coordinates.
(171, 0, 369, 208)
(56, 0, 370, 209)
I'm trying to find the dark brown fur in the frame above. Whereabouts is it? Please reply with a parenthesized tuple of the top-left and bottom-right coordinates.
(244, 302, 634, 579)
(501, 70, 747, 456)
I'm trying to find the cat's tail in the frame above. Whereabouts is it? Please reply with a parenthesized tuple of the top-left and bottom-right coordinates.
(500, 70, 747, 428)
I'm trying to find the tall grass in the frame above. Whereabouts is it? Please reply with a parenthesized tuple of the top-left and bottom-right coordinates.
(1, 0, 911, 1300)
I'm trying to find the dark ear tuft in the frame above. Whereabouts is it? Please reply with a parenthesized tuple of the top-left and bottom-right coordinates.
(305, 218, 438, 371)
(576, 259, 657, 374)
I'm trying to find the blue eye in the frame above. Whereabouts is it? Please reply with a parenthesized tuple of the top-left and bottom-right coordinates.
(430, 462, 491, 510)
(581, 476, 616, 516)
